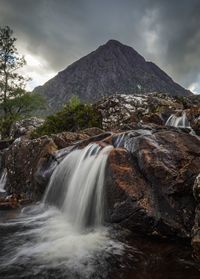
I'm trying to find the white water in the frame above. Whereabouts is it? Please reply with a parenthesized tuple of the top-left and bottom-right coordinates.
(44, 143, 113, 229)
(1, 206, 123, 278)
(165, 111, 191, 128)
(0, 169, 7, 193)
(0, 144, 125, 278)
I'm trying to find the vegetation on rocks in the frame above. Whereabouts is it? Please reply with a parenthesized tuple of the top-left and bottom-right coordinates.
(31, 96, 102, 138)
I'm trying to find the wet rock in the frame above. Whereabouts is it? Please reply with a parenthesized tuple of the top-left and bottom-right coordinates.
(192, 174, 200, 261)
(105, 148, 155, 235)
(52, 131, 89, 149)
(0, 194, 31, 210)
(4, 136, 57, 200)
(105, 129, 200, 239)
(3, 130, 111, 201)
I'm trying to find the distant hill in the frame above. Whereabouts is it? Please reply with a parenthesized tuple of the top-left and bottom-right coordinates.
(33, 39, 192, 112)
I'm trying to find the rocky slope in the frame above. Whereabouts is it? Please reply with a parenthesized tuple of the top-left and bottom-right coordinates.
(33, 40, 191, 112)
(95, 93, 200, 134)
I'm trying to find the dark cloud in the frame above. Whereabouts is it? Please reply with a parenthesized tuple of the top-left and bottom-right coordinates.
(0, 0, 200, 92)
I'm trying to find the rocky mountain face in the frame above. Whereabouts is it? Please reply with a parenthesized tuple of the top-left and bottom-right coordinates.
(33, 40, 191, 112)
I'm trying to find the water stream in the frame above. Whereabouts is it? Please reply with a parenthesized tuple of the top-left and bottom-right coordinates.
(0, 169, 7, 193)
(0, 144, 125, 278)
(0, 143, 200, 278)
(165, 111, 199, 139)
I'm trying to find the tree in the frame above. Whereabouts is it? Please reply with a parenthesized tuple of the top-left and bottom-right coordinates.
(0, 26, 44, 138)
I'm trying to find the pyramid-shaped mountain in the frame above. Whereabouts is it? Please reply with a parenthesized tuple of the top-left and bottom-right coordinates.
(34, 40, 191, 111)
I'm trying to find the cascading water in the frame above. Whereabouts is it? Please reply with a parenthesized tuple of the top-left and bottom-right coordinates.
(44, 143, 113, 229)
(0, 144, 199, 279)
(0, 169, 7, 193)
(165, 111, 200, 139)
(0, 143, 124, 279)
(165, 111, 191, 128)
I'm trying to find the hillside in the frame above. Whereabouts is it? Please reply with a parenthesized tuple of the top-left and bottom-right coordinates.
(33, 40, 192, 112)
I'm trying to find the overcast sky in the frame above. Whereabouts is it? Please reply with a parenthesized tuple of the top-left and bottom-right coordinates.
(0, 0, 200, 93)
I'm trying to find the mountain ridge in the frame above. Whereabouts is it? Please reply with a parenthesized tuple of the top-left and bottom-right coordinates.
(33, 39, 192, 112)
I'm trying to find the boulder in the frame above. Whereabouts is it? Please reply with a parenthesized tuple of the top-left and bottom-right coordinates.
(105, 129, 200, 239)
(4, 136, 57, 200)
(10, 117, 45, 139)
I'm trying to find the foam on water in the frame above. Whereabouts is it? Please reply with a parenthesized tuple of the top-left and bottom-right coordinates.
(0, 144, 125, 278)
(0, 206, 123, 278)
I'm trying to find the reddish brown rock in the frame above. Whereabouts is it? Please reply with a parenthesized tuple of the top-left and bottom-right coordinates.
(3, 130, 112, 201)
(192, 174, 200, 261)
(52, 131, 89, 149)
(142, 113, 164, 126)
(105, 148, 156, 234)
(4, 136, 57, 200)
(105, 129, 200, 239)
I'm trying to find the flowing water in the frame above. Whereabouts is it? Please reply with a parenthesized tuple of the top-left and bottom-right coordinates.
(165, 111, 200, 140)
(0, 144, 200, 278)
(0, 144, 125, 278)
(0, 169, 7, 193)
(43, 143, 113, 229)
(165, 111, 191, 128)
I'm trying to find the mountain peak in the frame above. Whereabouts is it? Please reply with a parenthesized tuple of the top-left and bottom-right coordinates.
(104, 39, 124, 47)
(33, 40, 191, 112)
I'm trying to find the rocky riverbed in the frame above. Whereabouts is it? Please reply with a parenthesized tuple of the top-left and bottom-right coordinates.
(0, 93, 200, 277)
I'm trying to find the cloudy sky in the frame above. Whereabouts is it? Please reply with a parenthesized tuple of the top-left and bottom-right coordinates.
(0, 0, 200, 93)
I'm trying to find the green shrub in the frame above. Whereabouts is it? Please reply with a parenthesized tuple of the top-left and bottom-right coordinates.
(31, 97, 102, 138)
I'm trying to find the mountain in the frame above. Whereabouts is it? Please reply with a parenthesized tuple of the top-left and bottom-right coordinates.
(33, 40, 192, 112)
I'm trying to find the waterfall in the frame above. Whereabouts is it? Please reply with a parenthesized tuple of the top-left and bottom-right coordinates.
(0, 169, 7, 193)
(0, 143, 125, 278)
(44, 143, 113, 229)
(165, 111, 191, 128)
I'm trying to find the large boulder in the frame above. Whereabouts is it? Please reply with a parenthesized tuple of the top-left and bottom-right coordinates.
(105, 129, 200, 239)
(4, 136, 57, 200)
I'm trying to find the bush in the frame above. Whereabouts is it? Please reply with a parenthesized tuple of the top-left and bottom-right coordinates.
(31, 97, 102, 138)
